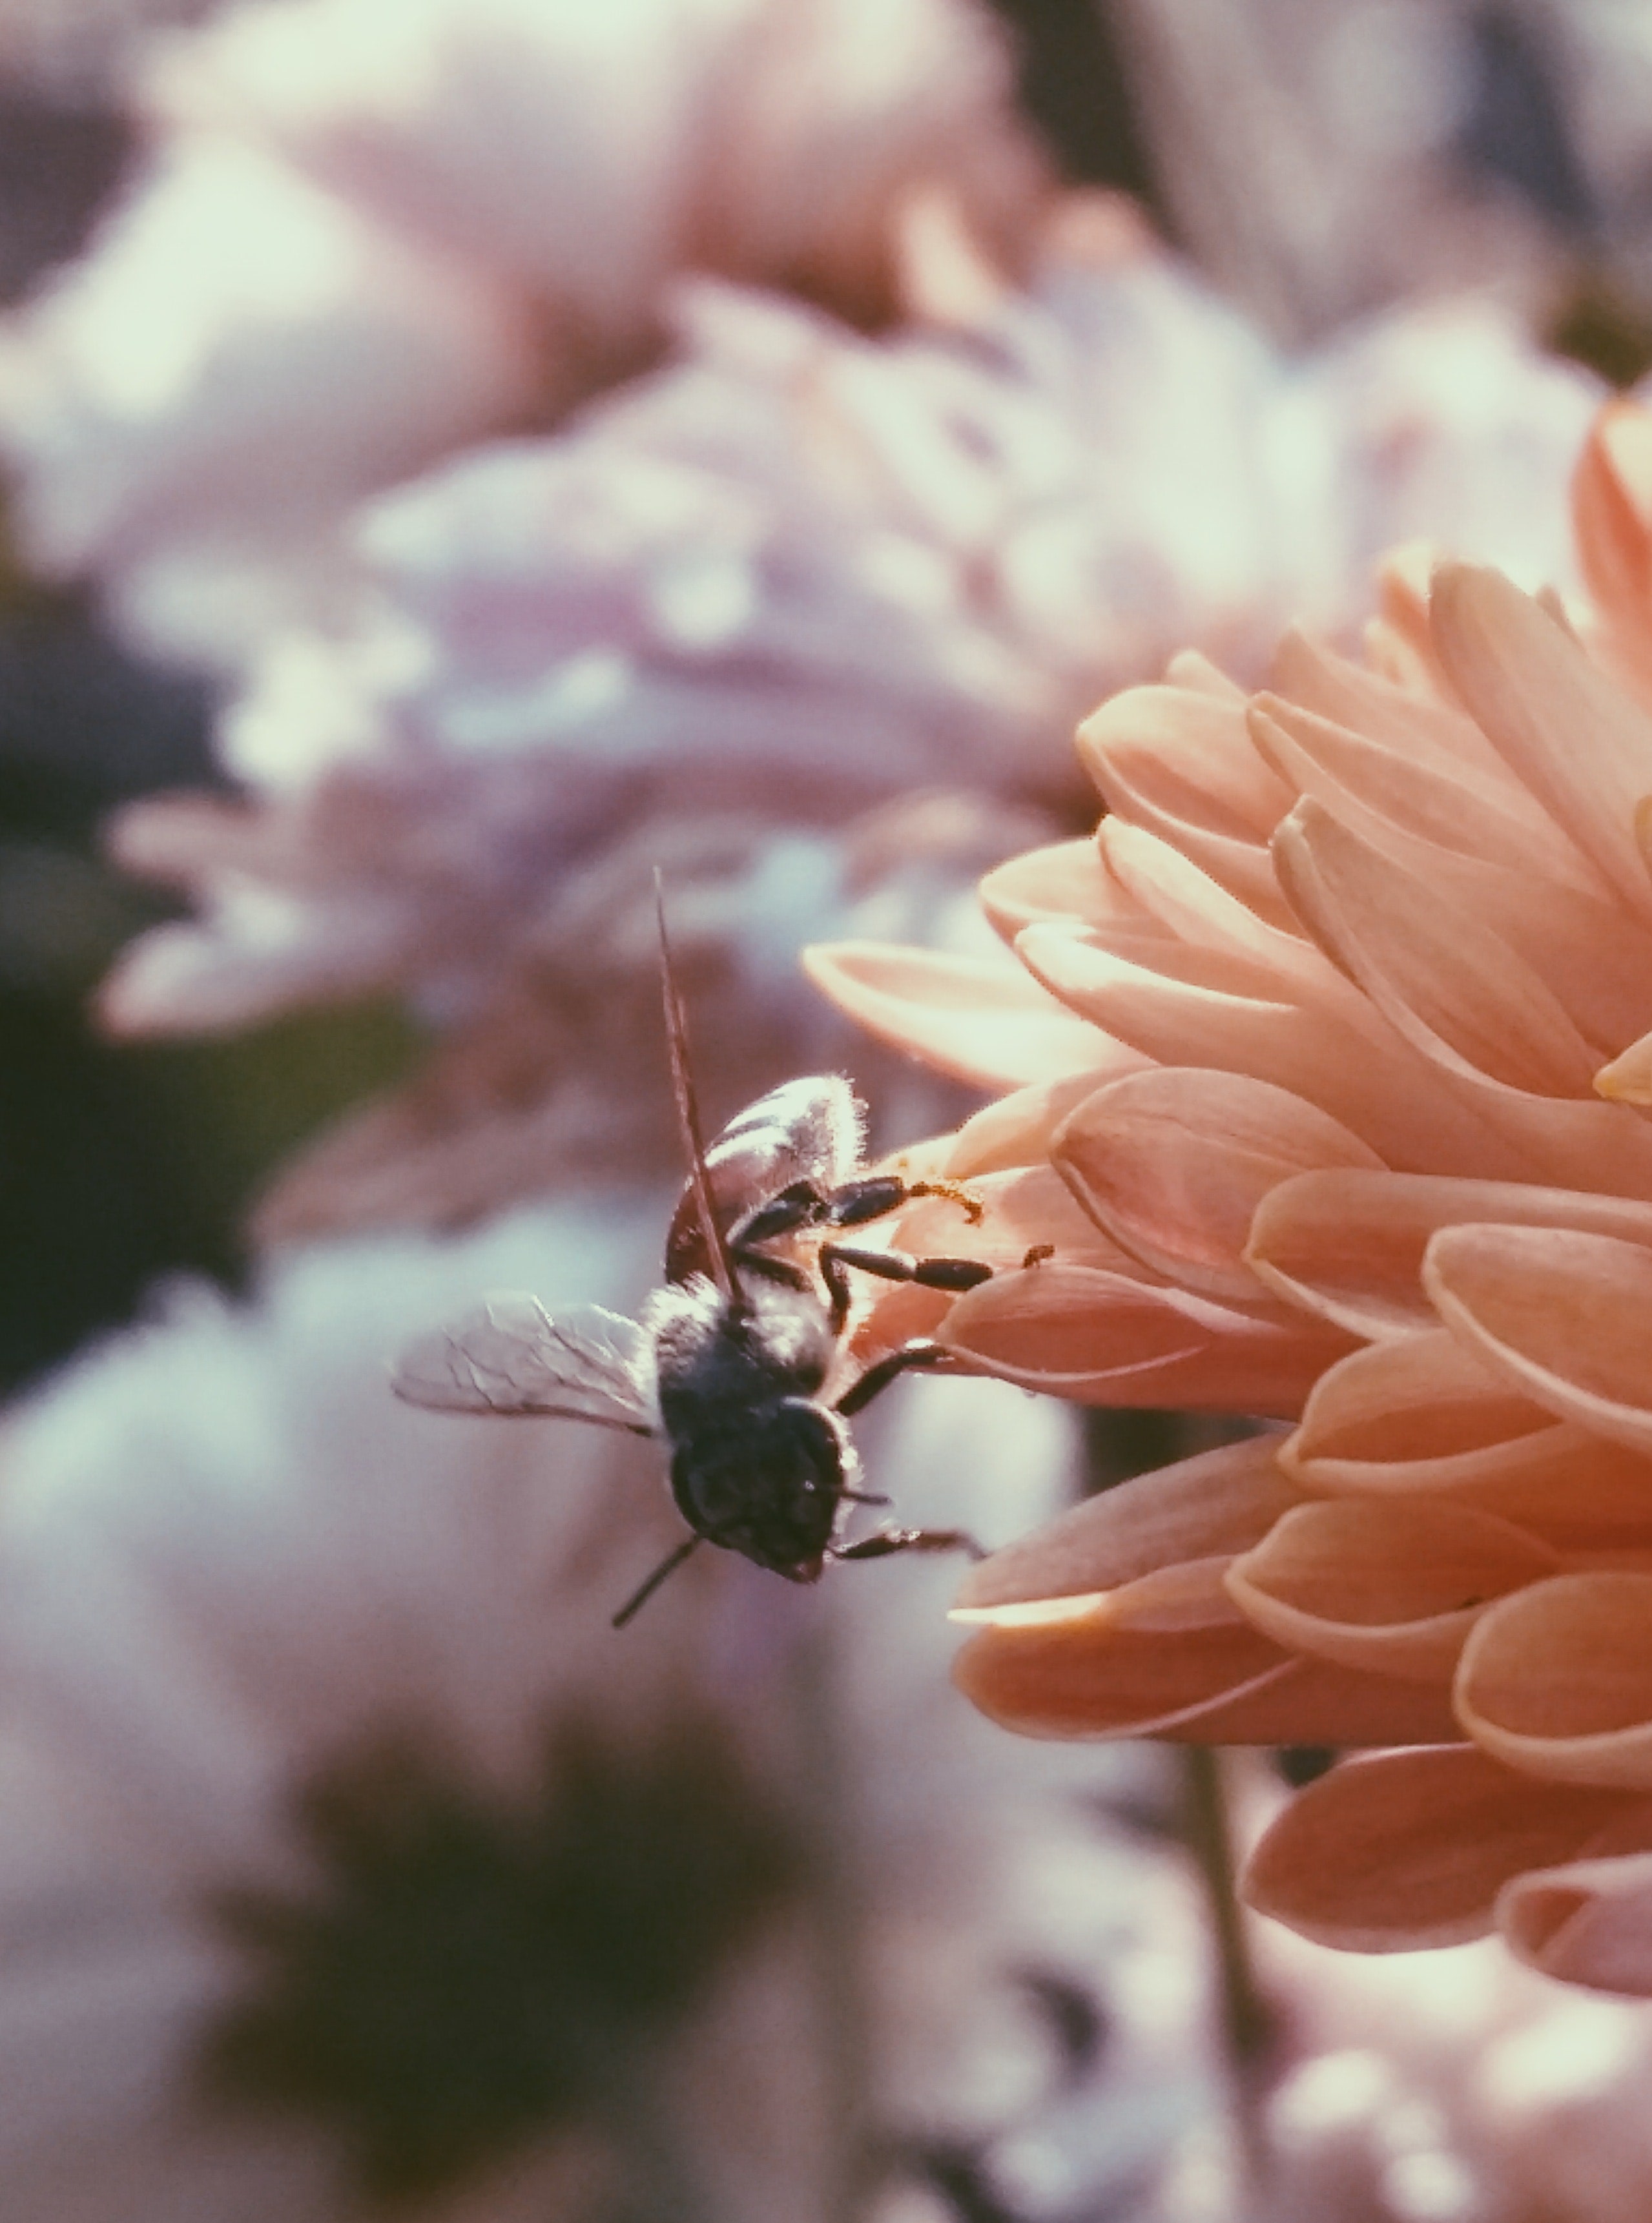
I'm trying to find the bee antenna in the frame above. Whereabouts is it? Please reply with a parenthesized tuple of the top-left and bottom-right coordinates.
(611, 1535, 702, 1629)
(654, 869, 736, 1299)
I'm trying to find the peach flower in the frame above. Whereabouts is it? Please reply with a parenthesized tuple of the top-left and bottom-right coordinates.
(810, 397, 1652, 1996)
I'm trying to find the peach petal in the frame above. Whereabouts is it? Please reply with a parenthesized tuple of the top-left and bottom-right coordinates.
(896, 1163, 1155, 1277)
(979, 838, 1110, 937)
(1243, 1746, 1628, 1950)
(1266, 623, 1503, 781)
(1249, 706, 1652, 1053)
(1097, 820, 1330, 988)
(1498, 1848, 1652, 1996)
(1175, 1655, 1461, 1743)
(1077, 681, 1293, 843)
(1250, 694, 1571, 873)
(1274, 799, 1600, 1098)
(1054, 1066, 1381, 1303)
(955, 1432, 1296, 1609)
(938, 1065, 1148, 1177)
(801, 942, 1104, 1088)
(1248, 1170, 1652, 1341)
(1016, 918, 1536, 1183)
(953, 1588, 1461, 1742)
(1161, 649, 1246, 702)
(952, 1597, 1290, 1739)
(1429, 563, 1652, 927)
(1574, 400, 1652, 677)
(1367, 545, 1464, 707)
(1595, 1021, 1652, 1106)
(1425, 1224, 1652, 1456)
(1076, 683, 1299, 930)
(1407, 848, 1652, 1057)
(1226, 1499, 1558, 1684)
(937, 1264, 1356, 1416)
(1455, 1572, 1652, 1787)
(1290, 1329, 1555, 1465)
(1283, 1332, 1652, 1544)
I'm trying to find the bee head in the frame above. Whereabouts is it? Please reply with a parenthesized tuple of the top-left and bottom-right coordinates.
(670, 1399, 850, 1580)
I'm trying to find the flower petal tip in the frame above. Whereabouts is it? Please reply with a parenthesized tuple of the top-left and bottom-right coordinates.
(946, 1592, 1106, 1629)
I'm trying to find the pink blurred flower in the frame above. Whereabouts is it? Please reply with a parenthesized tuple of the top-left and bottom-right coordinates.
(0, 0, 1044, 663)
(96, 247, 1601, 1046)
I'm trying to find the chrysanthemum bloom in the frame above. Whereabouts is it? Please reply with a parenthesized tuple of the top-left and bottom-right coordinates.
(810, 395, 1652, 1997)
(0, 0, 1045, 665)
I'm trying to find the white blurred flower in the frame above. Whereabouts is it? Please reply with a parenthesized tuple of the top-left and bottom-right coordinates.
(0, 0, 1044, 664)
(0, 1190, 1221, 2220)
(1256, 1927, 1652, 2223)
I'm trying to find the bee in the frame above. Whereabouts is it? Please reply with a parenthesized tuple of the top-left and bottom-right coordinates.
(393, 882, 996, 1628)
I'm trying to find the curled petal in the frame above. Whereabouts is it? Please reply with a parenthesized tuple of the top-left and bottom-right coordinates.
(1287, 1363, 1652, 1555)
(1291, 1329, 1567, 1473)
(1429, 563, 1652, 928)
(1097, 820, 1327, 984)
(897, 1163, 1149, 1276)
(938, 1263, 1356, 1416)
(1274, 798, 1600, 1098)
(1281, 1331, 1652, 1545)
(1248, 1170, 1652, 1341)
(1254, 702, 1652, 1052)
(802, 942, 1106, 1088)
(1498, 1847, 1652, 1996)
(955, 1432, 1294, 1609)
(1250, 693, 1568, 871)
(1573, 398, 1652, 694)
(1244, 1745, 1629, 1950)
(1226, 1499, 1558, 1684)
(1425, 1223, 1652, 1456)
(940, 1066, 1146, 1178)
(1077, 682, 1297, 928)
(953, 1577, 1289, 1738)
(1078, 682, 1292, 842)
(1266, 622, 1499, 780)
(979, 838, 1109, 936)
(953, 1579, 1460, 1742)
(1016, 919, 1530, 1183)
(1595, 1000, 1652, 1104)
(1055, 1066, 1381, 1303)
(1456, 1571, 1652, 1789)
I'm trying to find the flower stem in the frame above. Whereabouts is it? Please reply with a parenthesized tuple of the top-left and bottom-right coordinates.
(790, 1611, 878, 2223)
(1179, 1744, 1274, 2195)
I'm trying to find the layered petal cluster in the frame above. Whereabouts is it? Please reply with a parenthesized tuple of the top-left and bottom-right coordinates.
(814, 401, 1652, 1994)
(0, 0, 1044, 664)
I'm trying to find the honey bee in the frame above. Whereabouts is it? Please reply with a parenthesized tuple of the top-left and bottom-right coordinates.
(393, 884, 993, 1626)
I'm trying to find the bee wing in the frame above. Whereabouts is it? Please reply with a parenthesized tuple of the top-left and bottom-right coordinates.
(392, 1293, 659, 1432)
(666, 1075, 864, 1282)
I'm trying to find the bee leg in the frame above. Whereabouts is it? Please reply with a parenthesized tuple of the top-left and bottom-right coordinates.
(834, 1525, 986, 1564)
(822, 1174, 986, 1229)
(834, 1338, 955, 1416)
(818, 1240, 992, 1330)
(730, 1180, 828, 1249)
